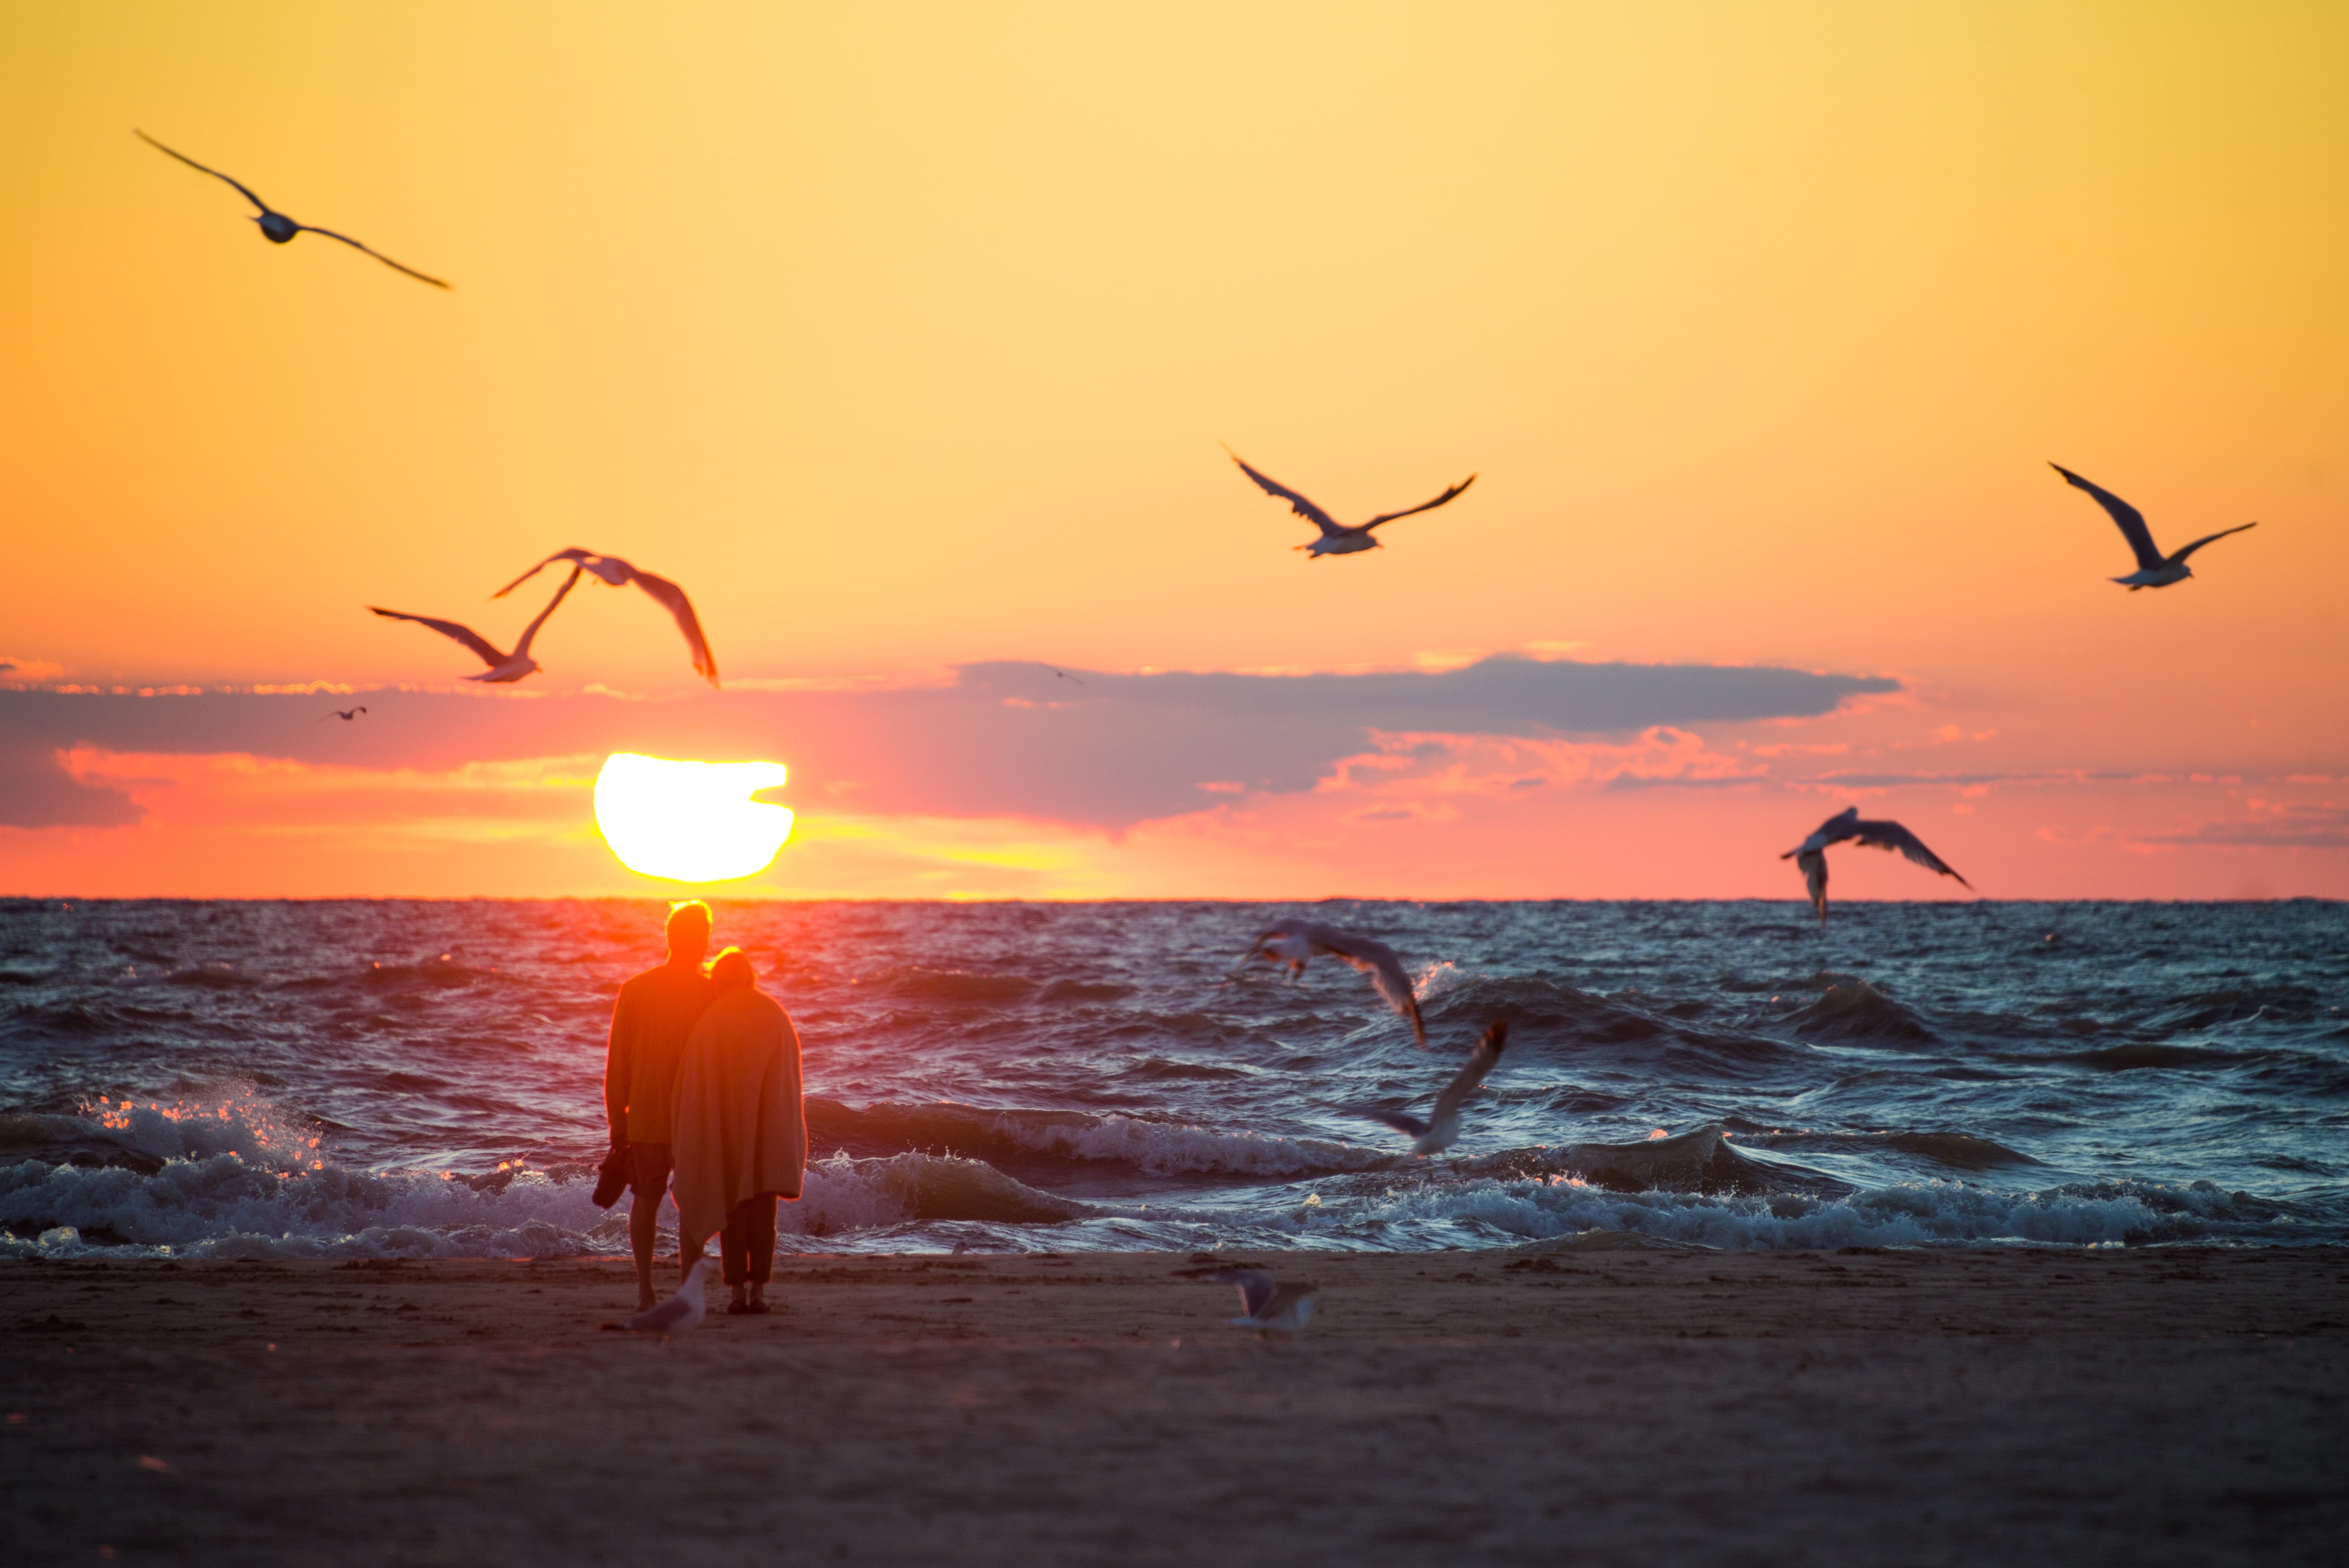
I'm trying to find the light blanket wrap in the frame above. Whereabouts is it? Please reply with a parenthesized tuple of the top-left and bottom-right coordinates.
(669, 987, 806, 1247)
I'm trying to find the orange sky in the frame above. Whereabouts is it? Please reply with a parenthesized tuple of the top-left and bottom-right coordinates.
(2, 3, 2344, 899)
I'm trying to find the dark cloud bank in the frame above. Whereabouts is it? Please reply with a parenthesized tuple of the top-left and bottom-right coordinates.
(0, 655, 1894, 830)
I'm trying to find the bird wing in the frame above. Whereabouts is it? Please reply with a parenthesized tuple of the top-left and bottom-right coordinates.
(1364, 1108, 1432, 1139)
(508, 565, 585, 659)
(368, 607, 507, 667)
(1430, 1019, 1508, 1124)
(1848, 819, 1971, 888)
(1199, 1268, 1275, 1317)
(1227, 451, 1347, 538)
(624, 567, 721, 686)
(134, 130, 270, 213)
(1300, 925, 1428, 1045)
(494, 548, 594, 599)
(1796, 848, 1828, 923)
(292, 224, 452, 289)
(625, 1295, 687, 1332)
(2167, 521, 2257, 565)
(2052, 464, 2163, 571)
(1362, 473, 1477, 531)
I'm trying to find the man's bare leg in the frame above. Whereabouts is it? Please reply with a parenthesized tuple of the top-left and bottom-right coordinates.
(629, 1190, 662, 1311)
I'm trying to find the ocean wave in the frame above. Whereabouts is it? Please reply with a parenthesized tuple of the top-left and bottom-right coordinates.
(1295, 1170, 2328, 1251)
(1787, 980, 1937, 1044)
(805, 1097, 1389, 1178)
(1473, 1124, 1850, 1197)
(0, 1140, 1089, 1260)
(879, 968, 1039, 1005)
(1724, 1125, 2039, 1171)
(1421, 977, 1807, 1077)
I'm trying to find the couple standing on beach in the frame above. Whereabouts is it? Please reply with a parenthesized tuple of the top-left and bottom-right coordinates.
(603, 901, 806, 1315)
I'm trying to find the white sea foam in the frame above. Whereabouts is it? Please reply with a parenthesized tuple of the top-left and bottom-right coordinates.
(1282, 1170, 2299, 1251)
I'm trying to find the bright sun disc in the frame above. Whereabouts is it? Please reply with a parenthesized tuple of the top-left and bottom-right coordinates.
(593, 753, 794, 882)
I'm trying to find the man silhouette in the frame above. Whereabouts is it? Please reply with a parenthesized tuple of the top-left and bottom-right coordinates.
(603, 901, 716, 1310)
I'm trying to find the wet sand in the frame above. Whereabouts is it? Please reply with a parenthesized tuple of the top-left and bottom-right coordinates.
(3, 1243, 2343, 1565)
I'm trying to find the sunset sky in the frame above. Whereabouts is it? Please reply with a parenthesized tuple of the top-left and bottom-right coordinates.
(3, 3, 2344, 899)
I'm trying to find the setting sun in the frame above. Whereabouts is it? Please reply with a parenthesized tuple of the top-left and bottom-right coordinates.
(592, 753, 793, 882)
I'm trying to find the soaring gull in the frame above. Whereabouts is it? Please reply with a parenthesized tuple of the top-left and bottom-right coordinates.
(2051, 464, 2256, 590)
(494, 549, 719, 687)
(1781, 805, 1971, 928)
(1226, 449, 1476, 558)
(135, 130, 450, 289)
(1177, 1267, 1318, 1335)
(369, 565, 582, 684)
(1363, 1019, 1509, 1158)
(621, 1257, 713, 1335)
(318, 706, 367, 723)
(1236, 917, 1428, 1047)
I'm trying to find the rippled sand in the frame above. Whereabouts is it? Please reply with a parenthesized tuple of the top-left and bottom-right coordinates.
(4, 1245, 2341, 1564)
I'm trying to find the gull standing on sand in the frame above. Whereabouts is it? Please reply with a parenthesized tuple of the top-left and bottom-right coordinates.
(134, 131, 451, 289)
(2050, 464, 2257, 590)
(1179, 1267, 1318, 1335)
(1363, 1019, 1509, 1158)
(369, 565, 583, 684)
(495, 549, 719, 687)
(1236, 918, 1429, 1047)
(1226, 449, 1476, 559)
(1782, 806, 1970, 929)
(621, 1257, 714, 1335)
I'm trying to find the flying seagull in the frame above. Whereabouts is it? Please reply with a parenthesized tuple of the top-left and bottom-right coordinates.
(1226, 449, 1476, 558)
(1781, 805, 1971, 928)
(1177, 1266, 1318, 1335)
(1235, 917, 1428, 1047)
(1363, 1018, 1509, 1158)
(621, 1257, 713, 1336)
(134, 130, 450, 289)
(318, 706, 367, 723)
(2050, 464, 2256, 590)
(494, 549, 718, 687)
(369, 565, 582, 683)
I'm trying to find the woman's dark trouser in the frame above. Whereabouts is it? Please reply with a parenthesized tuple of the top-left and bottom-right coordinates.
(721, 1193, 780, 1286)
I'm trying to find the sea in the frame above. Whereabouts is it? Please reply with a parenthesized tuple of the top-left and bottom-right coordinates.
(2, 898, 2343, 1260)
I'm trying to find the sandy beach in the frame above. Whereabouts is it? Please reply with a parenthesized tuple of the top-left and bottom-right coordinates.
(3, 1242, 2342, 1565)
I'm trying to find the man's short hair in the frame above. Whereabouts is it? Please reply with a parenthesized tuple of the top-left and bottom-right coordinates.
(708, 946, 754, 991)
(665, 901, 713, 942)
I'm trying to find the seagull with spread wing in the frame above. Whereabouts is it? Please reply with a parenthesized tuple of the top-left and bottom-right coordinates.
(1176, 1266, 1319, 1335)
(1226, 448, 1475, 558)
(135, 130, 450, 289)
(1363, 1019, 1508, 1158)
(1236, 917, 1428, 1047)
(1781, 806, 1971, 929)
(2051, 464, 2256, 590)
(495, 549, 719, 687)
(369, 566, 582, 684)
(620, 1258, 713, 1336)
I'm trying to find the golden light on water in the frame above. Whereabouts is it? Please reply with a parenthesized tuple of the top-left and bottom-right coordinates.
(592, 753, 794, 883)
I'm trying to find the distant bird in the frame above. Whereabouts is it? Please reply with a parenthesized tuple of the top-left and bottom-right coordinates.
(318, 706, 367, 723)
(134, 130, 450, 289)
(2051, 465, 2256, 590)
(1049, 667, 1085, 685)
(621, 1257, 713, 1335)
(1226, 449, 1476, 558)
(1236, 918, 1428, 1047)
(1363, 1019, 1509, 1158)
(1178, 1266, 1318, 1335)
(1781, 806, 1971, 928)
(369, 565, 582, 684)
(494, 549, 718, 687)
